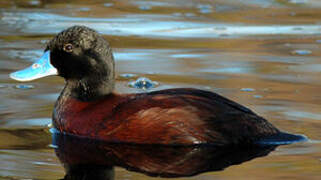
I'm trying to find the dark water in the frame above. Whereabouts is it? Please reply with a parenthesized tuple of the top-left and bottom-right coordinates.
(0, 0, 321, 179)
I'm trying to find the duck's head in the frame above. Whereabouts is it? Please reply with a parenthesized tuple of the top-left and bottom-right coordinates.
(10, 26, 115, 101)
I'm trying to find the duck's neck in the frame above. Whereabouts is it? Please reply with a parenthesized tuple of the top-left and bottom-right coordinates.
(60, 44, 115, 102)
(63, 76, 115, 102)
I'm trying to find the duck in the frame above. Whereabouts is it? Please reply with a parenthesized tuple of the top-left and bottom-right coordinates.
(10, 26, 306, 145)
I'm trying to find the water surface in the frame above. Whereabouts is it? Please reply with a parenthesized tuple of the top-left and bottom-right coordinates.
(0, 0, 321, 179)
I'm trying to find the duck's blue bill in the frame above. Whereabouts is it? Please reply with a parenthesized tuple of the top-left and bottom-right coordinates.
(10, 51, 58, 81)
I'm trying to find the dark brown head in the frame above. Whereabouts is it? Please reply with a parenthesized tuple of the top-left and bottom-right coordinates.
(11, 26, 115, 101)
(47, 26, 114, 81)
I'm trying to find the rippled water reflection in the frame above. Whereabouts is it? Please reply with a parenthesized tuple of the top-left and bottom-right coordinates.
(0, 0, 321, 179)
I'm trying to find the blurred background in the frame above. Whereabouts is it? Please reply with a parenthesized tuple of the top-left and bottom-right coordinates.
(0, 0, 321, 179)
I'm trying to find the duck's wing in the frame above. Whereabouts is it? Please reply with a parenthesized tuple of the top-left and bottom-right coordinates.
(147, 88, 280, 144)
(99, 88, 280, 145)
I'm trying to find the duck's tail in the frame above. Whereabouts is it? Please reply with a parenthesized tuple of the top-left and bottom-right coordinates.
(256, 132, 308, 146)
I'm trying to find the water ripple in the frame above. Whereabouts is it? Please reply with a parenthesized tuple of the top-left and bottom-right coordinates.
(128, 77, 159, 90)
(1, 11, 321, 39)
(14, 84, 34, 90)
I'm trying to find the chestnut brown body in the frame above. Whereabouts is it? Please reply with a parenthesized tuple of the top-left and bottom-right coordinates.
(54, 88, 279, 145)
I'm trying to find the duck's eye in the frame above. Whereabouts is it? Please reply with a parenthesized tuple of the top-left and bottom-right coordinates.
(63, 43, 73, 53)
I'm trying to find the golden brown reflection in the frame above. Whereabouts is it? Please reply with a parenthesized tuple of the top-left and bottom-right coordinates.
(53, 132, 277, 179)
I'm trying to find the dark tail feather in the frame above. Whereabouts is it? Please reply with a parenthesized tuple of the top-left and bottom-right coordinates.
(256, 132, 308, 145)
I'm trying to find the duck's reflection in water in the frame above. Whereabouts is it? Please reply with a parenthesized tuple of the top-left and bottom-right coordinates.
(52, 133, 277, 180)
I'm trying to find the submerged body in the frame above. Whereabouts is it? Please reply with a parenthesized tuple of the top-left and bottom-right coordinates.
(11, 26, 305, 145)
